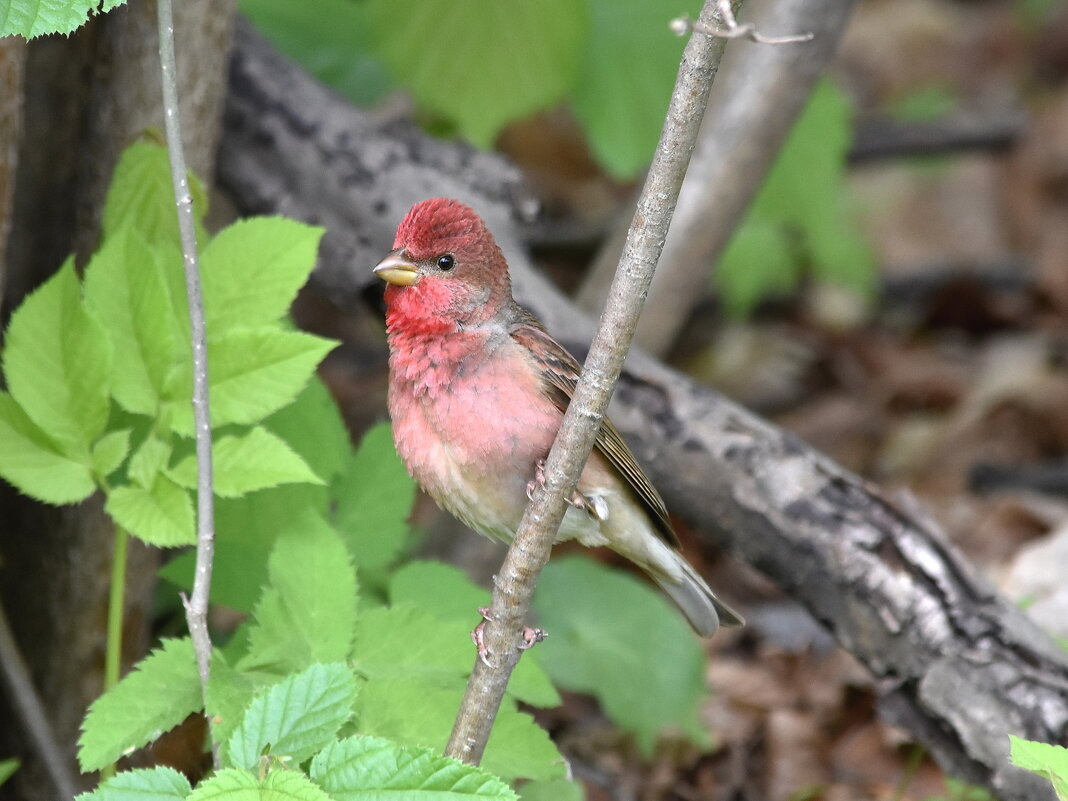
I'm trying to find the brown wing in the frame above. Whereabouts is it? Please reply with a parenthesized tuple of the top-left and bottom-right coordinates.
(510, 310, 680, 548)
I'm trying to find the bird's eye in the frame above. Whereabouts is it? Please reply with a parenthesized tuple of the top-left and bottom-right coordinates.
(436, 254, 455, 271)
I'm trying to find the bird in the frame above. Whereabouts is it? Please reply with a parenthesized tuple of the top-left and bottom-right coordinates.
(374, 197, 744, 645)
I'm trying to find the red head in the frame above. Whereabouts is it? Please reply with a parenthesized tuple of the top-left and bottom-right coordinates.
(374, 198, 513, 334)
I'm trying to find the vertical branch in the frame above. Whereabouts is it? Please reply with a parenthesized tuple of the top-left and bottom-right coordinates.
(444, 0, 732, 765)
(157, 0, 216, 699)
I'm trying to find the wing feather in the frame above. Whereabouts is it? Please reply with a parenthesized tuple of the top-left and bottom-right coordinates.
(510, 312, 679, 547)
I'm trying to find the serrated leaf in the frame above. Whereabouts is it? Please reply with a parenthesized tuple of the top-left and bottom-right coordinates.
(265, 377, 350, 486)
(163, 328, 337, 435)
(106, 475, 194, 547)
(1, 0, 127, 38)
(224, 662, 357, 770)
(76, 766, 192, 801)
(532, 557, 711, 754)
(186, 768, 332, 801)
(334, 423, 416, 573)
(206, 651, 277, 750)
(351, 604, 470, 683)
(240, 517, 358, 672)
(169, 427, 323, 498)
(571, 0, 700, 178)
(388, 562, 559, 708)
(83, 226, 183, 415)
(354, 681, 564, 783)
(1009, 735, 1068, 801)
(365, 0, 585, 147)
(128, 435, 173, 488)
(102, 140, 209, 249)
(312, 735, 517, 800)
(3, 260, 112, 450)
(0, 392, 95, 504)
(92, 429, 132, 479)
(159, 481, 329, 613)
(78, 639, 201, 772)
(202, 217, 324, 333)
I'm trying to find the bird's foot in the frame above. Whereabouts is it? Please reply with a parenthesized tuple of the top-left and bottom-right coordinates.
(470, 606, 547, 667)
(526, 460, 608, 521)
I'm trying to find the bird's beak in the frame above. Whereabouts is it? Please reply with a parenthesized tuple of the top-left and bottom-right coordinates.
(373, 250, 420, 287)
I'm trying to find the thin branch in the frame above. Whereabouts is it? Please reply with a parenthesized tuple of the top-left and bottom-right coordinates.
(157, 0, 216, 712)
(0, 600, 78, 800)
(671, 0, 814, 44)
(443, 0, 731, 765)
(580, 0, 851, 356)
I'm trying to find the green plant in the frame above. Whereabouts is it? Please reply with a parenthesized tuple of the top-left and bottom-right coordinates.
(1009, 735, 1068, 801)
(714, 79, 876, 318)
(240, 0, 701, 178)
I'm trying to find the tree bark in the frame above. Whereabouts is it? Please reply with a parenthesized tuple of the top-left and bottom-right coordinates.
(0, 2, 237, 797)
(219, 23, 1068, 801)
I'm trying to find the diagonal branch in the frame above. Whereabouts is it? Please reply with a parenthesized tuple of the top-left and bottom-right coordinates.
(442, 0, 732, 764)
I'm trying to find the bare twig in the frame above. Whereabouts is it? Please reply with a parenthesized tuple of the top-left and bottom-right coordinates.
(443, 0, 731, 766)
(580, 0, 852, 356)
(157, 0, 216, 712)
(0, 600, 78, 799)
(671, 0, 813, 44)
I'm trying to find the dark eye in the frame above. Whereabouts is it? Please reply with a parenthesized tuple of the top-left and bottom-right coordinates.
(436, 254, 455, 271)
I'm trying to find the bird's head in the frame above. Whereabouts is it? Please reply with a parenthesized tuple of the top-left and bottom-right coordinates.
(374, 198, 512, 333)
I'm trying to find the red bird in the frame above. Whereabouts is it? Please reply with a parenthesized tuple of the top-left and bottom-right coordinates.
(375, 198, 743, 638)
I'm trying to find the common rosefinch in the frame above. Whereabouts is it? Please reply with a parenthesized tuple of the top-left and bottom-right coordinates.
(375, 198, 743, 637)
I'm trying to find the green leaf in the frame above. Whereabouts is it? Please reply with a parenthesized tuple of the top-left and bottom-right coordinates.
(0, 758, 18, 787)
(240, 0, 393, 106)
(388, 562, 559, 708)
(91, 429, 131, 480)
(102, 140, 209, 249)
(160, 482, 329, 613)
(3, 260, 112, 450)
(76, 766, 192, 801)
(78, 639, 201, 772)
(128, 434, 173, 488)
(365, 0, 585, 147)
(312, 735, 517, 800)
(201, 217, 324, 333)
(1009, 735, 1068, 801)
(186, 768, 332, 801)
(83, 226, 183, 415)
(352, 604, 471, 684)
(354, 681, 564, 783)
(241, 517, 358, 672)
(105, 475, 195, 547)
(715, 216, 798, 318)
(170, 427, 323, 498)
(519, 779, 584, 801)
(334, 423, 417, 573)
(224, 662, 358, 770)
(264, 377, 350, 486)
(532, 557, 711, 754)
(717, 80, 875, 317)
(1, 0, 128, 38)
(0, 392, 95, 504)
(570, 0, 700, 178)
(163, 328, 337, 435)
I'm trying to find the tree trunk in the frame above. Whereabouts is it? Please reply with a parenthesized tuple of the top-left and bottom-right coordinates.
(0, 3, 236, 797)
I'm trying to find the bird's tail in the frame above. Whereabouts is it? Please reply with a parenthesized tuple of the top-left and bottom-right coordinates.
(648, 553, 744, 637)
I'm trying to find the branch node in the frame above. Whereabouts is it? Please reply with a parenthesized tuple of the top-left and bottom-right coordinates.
(671, 3, 815, 45)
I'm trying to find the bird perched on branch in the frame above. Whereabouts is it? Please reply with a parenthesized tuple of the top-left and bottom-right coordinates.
(374, 198, 743, 644)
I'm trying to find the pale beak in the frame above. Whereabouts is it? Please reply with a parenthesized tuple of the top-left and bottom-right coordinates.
(373, 250, 420, 287)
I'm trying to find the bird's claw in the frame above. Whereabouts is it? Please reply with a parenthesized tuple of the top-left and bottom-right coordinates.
(470, 606, 547, 667)
(526, 459, 608, 521)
